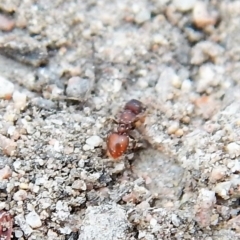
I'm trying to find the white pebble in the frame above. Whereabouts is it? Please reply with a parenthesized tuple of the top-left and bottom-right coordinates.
(15, 230, 23, 238)
(13, 189, 28, 201)
(174, 0, 196, 12)
(214, 181, 231, 200)
(72, 180, 87, 190)
(86, 135, 103, 147)
(66, 77, 92, 100)
(26, 211, 42, 228)
(113, 79, 122, 93)
(135, 9, 151, 24)
(0, 76, 14, 99)
(12, 91, 27, 109)
(226, 142, 240, 158)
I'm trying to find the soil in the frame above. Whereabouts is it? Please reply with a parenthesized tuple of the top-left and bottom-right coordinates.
(1, 0, 240, 239)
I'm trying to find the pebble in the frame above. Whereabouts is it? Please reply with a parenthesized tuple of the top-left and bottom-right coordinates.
(0, 76, 14, 100)
(209, 166, 227, 183)
(13, 190, 28, 201)
(175, 129, 184, 137)
(19, 183, 29, 190)
(173, 0, 196, 12)
(79, 204, 129, 240)
(0, 134, 17, 156)
(193, 2, 216, 28)
(155, 67, 178, 100)
(194, 189, 216, 228)
(214, 181, 231, 200)
(66, 77, 92, 100)
(0, 165, 12, 180)
(225, 142, 240, 158)
(12, 91, 27, 110)
(134, 9, 151, 24)
(0, 14, 15, 31)
(113, 79, 122, 93)
(72, 180, 87, 190)
(25, 211, 42, 229)
(167, 122, 179, 135)
(14, 230, 23, 238)
(86, 135, 103, 148)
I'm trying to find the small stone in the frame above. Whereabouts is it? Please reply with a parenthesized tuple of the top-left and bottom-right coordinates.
(0, 202, 6, 210)
(86, 136, 103, 148)
(0, 14, 15, 31)
(167, 122, 179, 134)
(209, 166, 227, 183)
(0, 165, 12, 180)
(0, 76, 14, 100)
(155, 67, 177, 100)
(19, 183, 29, 190)
(12, 91, 27, 110)
(194, 189, 216, 228)
(14, 230, 23, 238)
(79, 204, 129, 240)
(137, 78, 148, 89)
(214, 181, 231, 200)
(173, 0, 196, 12)
(0, 134, 17, 156)
(25, 211, 42, 229)
(225, 142, 240, 158)
(193, 2, 217, 28)
(111, 162, 125, 174)
(171, 214, 180, 227)
(175, 129, 184, 137)
(150, 217, 157, 227)
(135, 9, 151, 24)
(72, 180, 87, 190)
(66, 77, 92, 100)
(113, 79, 122, 93)
(13, 190, 28, 201)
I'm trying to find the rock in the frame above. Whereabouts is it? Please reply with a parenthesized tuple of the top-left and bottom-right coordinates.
(225, 142, 240, 158)
(214, 181, 231, 200)
(0, 165, 12, 180)
(12, 91, 27, 110)
(191, 41, 224, 65)
(209, 166, 227, 183)
(86, 135, 103, 148)
(135, 9, 151, 24)
(227, 215, 240, 232)
(66, 77, 92, 100)
(0, 134, 17, 156)
(13, 190, 28, 201)
(0, 14, 15, 31)
(155, 67, 179, 100)
(0, 34, 48, 67)
(194, 189, 216, 228)
(15, 214, 33, 236)
(79, 204, 130, 240)
(0, 76, 14, 100)
(72, 180, 87, 190)
(193, 2, 217, 28)
(173, 0, 196, 12)
(25, 211, 42, 229)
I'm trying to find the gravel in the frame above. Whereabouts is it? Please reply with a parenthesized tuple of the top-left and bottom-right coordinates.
(0, 0, 240, 239)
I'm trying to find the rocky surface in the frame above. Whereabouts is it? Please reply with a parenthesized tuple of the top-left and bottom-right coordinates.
(1, 0, 240, 239)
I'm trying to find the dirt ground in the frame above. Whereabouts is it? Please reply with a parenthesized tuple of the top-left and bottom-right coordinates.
(1, 0, 240, 239)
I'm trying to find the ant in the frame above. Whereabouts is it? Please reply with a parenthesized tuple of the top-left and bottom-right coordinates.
(107, 99, 146, 159)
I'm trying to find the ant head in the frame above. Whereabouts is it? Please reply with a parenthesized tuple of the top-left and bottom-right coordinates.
(124, 99, 145, 115)
(117, 124, 127, 134)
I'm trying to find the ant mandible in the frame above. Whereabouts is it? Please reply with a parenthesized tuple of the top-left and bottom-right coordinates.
(107, 99, 146, 159)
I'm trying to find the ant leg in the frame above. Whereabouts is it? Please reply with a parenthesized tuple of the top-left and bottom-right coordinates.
(105, 117, 118, 125)
(128, 133, 137, 150)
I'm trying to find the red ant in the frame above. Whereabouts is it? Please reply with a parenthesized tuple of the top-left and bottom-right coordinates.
(107, 99, 146, 159)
